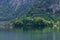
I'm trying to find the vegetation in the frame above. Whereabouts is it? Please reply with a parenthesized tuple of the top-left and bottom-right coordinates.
(9, 0, 60, 32)
(11, 17, 53, 31)
(11, 0, 60, 31)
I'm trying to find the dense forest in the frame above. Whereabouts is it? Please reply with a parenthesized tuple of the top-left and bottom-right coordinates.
(12, 17, 53, 30)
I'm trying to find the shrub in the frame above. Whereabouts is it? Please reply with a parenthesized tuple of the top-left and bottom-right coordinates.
(12, 17, 53, 30)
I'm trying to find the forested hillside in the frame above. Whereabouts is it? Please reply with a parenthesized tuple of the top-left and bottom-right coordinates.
(0, 0, 60, 21)
(24, 0, 60, 21)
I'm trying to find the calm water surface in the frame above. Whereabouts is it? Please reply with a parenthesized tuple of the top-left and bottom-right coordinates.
(0, 30, 59, 40)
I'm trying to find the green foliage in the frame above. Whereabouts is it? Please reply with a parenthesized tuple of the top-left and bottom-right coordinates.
(12, 17, 53, 30)
(23, 0, 60, 22)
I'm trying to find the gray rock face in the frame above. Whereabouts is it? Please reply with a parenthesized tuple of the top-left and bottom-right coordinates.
(0, 0, 60, 21)
(0, 0, 35, 21)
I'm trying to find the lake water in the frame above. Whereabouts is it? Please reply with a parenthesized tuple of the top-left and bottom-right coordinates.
(0, 30, 60, 40)
(0, 21, 60, 40)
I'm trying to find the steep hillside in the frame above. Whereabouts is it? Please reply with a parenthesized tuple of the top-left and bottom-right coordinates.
(24, 0, 60, 21)
(0, 0, 35, 21)
(0, 0, 60, 21)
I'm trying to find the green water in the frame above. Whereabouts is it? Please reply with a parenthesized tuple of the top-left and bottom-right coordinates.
(0, 30, 59, 40)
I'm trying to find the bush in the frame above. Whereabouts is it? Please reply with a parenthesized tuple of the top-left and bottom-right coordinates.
(12, 17, 53, 30)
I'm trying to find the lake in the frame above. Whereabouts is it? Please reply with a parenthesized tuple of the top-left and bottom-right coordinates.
(0, 21, 59, 40)
(0, 30, 60, 40)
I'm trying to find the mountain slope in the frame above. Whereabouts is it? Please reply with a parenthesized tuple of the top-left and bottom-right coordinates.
(0, 0, 35, 21)
(0, 0, 60, 21)
(24, 0, 60, 21)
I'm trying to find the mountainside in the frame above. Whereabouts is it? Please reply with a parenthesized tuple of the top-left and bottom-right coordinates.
(0, 0, 60, 21)
(25, 0, 60, 21)
(0, 0, 35, 21)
